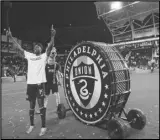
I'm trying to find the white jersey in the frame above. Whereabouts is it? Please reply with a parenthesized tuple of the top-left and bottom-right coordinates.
(24, 51, 47, 84)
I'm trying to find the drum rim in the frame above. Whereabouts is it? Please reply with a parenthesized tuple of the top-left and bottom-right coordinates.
(63, 41, 113, 124)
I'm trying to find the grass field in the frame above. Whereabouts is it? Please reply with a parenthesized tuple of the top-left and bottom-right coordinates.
(1, 72, 159, 139)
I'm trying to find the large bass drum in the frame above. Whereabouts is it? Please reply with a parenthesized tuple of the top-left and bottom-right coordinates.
(63, 41, 131, 124)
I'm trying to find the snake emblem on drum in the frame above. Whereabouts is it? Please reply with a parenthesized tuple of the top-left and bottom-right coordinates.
(64, 41, 111, 124)
(78, 79, 90, 100)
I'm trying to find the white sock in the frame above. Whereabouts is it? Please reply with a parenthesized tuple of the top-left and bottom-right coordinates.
(57, 92, 60, 104)
(44, 96, 48, 108)
(55, 93, 59, 106)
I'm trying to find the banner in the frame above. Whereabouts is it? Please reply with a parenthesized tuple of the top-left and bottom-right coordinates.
(133, 27, 159, 39)
(138, 41, 153, 47)
(114, 32, 132, 43)
(116, 40, 155, 51)
(132, 41, 155, 50)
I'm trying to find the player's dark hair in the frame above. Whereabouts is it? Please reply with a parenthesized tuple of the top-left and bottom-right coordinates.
(36, 43, 43, 51)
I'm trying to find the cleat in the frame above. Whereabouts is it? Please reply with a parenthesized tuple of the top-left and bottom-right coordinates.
(26, 126, 34, 134)
(39, 127, 47, 136)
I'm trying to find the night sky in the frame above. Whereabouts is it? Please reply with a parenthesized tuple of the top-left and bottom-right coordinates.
(1, 1, 112, 45)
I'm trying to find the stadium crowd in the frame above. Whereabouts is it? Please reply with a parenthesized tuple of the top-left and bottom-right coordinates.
(127, 52, 159, 70)
(1, 55, 27, 77)
(1, 53, 67, 77)
(1, 50, 158, 78)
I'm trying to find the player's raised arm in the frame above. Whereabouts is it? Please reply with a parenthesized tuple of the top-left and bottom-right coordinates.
(6, 28, 25, 57)
(46, 25, 56, 56)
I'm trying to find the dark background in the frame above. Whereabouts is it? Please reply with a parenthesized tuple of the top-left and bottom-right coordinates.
(1, 1, 112, 46)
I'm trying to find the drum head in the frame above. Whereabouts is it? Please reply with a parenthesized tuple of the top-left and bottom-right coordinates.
(63, 41, 114, 124)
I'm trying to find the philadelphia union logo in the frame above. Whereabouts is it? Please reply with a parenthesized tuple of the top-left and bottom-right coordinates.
(72, 62, 97, 107)
(64, 42, 111, 124)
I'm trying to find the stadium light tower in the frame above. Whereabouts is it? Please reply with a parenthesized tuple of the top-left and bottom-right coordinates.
(94, 1, 159, 43)
(110, 2, 122, 10)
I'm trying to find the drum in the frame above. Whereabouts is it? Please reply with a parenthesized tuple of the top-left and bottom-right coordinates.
(63, 41, 131, 124)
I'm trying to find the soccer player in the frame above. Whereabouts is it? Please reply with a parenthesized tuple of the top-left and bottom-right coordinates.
(7, 25, 56, 136)
(44, 47, 61, 109)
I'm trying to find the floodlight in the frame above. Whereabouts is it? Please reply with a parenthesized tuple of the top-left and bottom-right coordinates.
(111, 2, 122, 10)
